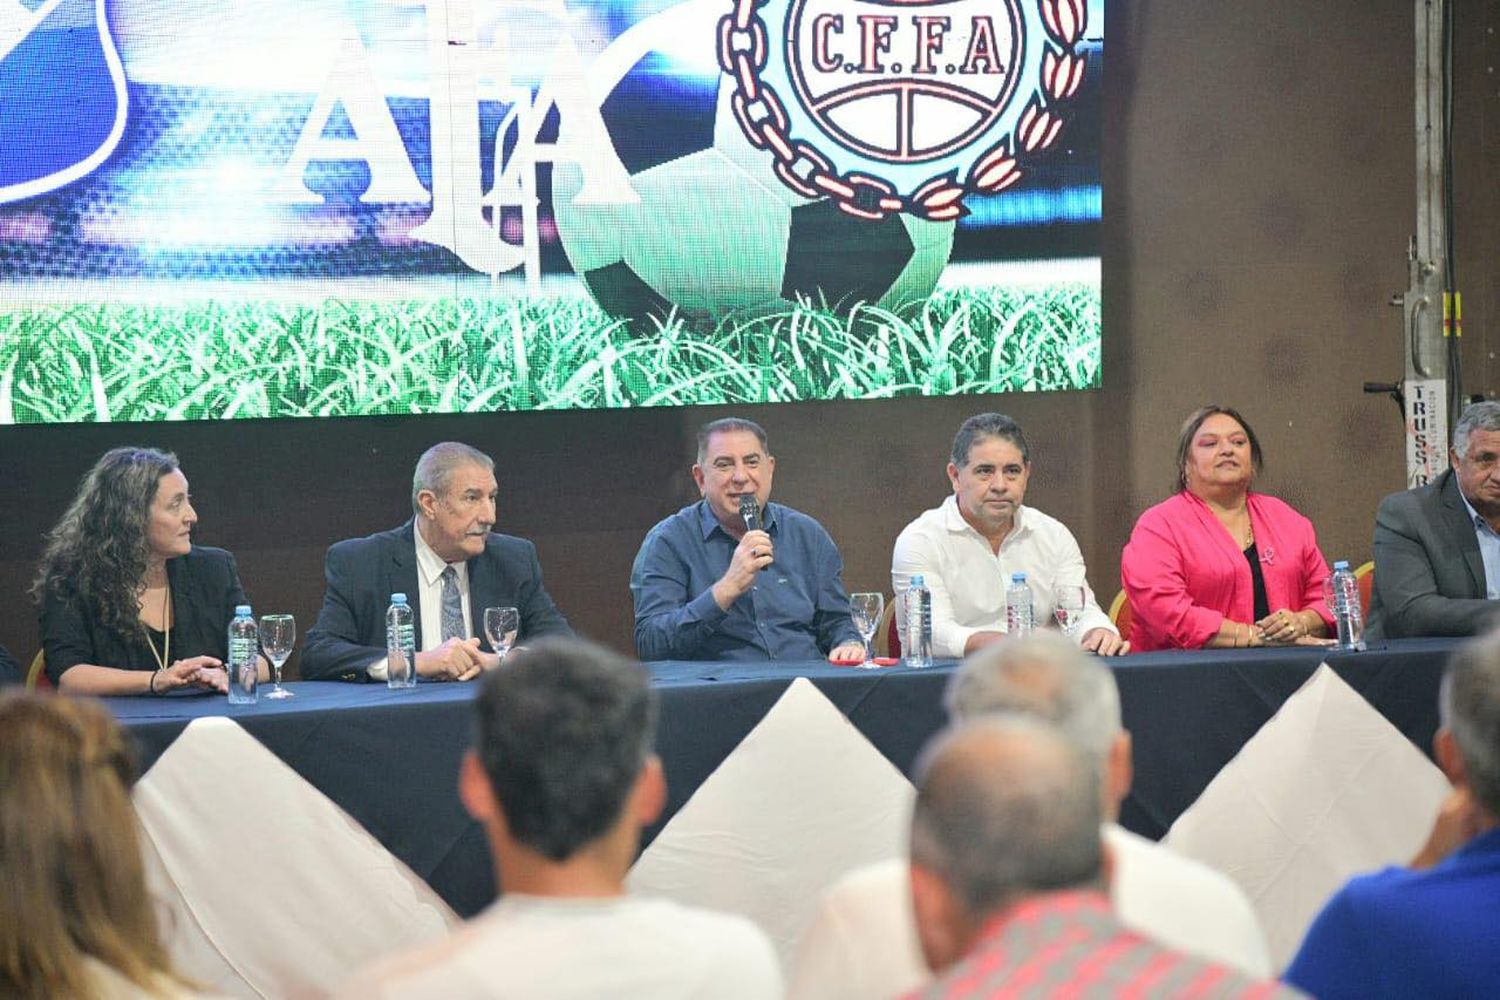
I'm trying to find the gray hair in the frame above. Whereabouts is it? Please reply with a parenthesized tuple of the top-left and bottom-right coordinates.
(696, 417, 770, 465)
(951, 413, 1029, 468)
(473, 638, 658, 861)
(945, 632, 1122, 766)
(1452, 401, 1500, 458)
(910, 716, 1103, 916)
(1440, 630, 1500, 818)
(412, 442, 494, 514)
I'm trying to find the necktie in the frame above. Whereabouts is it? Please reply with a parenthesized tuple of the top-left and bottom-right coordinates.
(440, 566, 466, 641)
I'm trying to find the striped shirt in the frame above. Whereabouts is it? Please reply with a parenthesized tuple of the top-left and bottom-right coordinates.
(910, 891, 1300, 1000)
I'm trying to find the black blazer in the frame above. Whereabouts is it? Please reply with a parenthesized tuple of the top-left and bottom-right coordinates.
(301, 521, 574, 682)
(39, 546, 249, 684)
(1367, 470, 1500, 639)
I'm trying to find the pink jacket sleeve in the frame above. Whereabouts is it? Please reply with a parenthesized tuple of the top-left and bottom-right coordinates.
(1120, 497, 1226, 651)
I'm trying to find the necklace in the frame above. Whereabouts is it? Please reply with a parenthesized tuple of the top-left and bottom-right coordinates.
(144, 579, 172, 672)
(1212, 505, 1253, 550)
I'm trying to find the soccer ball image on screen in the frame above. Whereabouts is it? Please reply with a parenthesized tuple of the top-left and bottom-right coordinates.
(553, 64, 955, 329)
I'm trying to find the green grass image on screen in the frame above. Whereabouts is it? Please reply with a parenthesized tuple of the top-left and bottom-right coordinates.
(0, 283, 1099, 423)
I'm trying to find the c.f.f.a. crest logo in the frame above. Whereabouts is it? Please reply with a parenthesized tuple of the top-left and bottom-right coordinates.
(0, 0, 128, 204)
(718, 0, 1086, 220)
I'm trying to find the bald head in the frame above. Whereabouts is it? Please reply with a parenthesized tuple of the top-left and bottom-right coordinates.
(910, 716, 1103, 918)
(946, 632, 1122, 766)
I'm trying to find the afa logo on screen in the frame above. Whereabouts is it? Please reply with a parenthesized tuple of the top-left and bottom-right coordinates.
(720, 0, 1088, 220)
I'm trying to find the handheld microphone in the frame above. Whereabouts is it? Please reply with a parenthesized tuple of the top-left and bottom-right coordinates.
(739, 495, 771, 569)
(739, 494, 761, 533)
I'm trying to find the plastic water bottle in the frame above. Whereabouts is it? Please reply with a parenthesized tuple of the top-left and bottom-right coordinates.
(226, 605, 258, 704)
(1326, 561, 1366, 651)
(1006, 572, 1034, 636)
(904, 574, 933, 668)
(386, 593, 417, 688)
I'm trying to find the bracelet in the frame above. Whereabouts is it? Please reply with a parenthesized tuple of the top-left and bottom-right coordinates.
(149, 668, 161, 696)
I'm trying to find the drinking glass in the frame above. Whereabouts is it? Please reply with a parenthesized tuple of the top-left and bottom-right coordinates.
(484, 606, 520, 662)
(849, 592, 885, 669)
(1053, 586, 1085, 638)
(259, 614, 296, 699)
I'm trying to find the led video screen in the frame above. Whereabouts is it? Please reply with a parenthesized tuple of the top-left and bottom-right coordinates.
(0, 0, 1102, 422)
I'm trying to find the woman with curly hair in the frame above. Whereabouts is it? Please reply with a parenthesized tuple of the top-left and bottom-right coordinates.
(33, 446, 258, 695)
(0, 692, 205, 998)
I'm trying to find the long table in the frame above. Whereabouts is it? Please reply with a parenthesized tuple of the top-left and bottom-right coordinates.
(107, 638, 1457, 918)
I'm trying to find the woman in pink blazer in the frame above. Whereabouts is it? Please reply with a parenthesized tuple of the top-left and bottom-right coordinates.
(1121, 405, 1334, 652)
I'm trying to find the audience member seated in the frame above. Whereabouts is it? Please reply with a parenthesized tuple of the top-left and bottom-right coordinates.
(1366, 400, 1500, 639)
(904, 716, 1298, 999)
(1121, 405, 1333, 651)
(32, 446, 261, 695)
(0, 692, 207, 998)
(788, 633, 1270, 1000)
(892, 412, 1126, 658)
(302, 441, 573, 682)
(1283, 627, 1500, 998)
(334, 637, 780, 999)
(630, 416, 865, 662)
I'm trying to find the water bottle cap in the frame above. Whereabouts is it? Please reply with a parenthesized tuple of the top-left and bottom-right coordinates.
(235, 604, 251, 615)
(1333, 560, 1350, 570)
(391, 593, 408, 604)
(909, 574, 925, 587)
(1011, 572, 1027, 584)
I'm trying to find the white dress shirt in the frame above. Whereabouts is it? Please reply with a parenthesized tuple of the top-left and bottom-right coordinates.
(413, 525, 473, 650)
(890, 495, 1114, 658)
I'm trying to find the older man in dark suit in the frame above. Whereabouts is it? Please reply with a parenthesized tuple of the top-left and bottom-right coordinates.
(303, 442, 572, 682)
(1368, 401, 1500, 640)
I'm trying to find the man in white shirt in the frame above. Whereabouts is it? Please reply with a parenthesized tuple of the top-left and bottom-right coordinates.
(892, 412, 1127, 657)
(788, 633, 1271, 1000)
(336, 638, 781, 999)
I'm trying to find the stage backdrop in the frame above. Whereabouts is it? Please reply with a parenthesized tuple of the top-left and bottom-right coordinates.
(0, 0, 1478, 669)
(0, 0, 1102, 422)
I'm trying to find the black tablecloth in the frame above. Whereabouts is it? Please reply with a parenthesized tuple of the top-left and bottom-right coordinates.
(107, 639, 1457, 917)
(1114, 639, 1452, 839)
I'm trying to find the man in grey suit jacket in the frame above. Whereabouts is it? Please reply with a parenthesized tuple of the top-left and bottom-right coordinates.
(1367, 401, 1500, 640)
(303, 442, 572, 682)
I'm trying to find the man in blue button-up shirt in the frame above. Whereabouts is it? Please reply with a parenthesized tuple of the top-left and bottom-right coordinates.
(630, 418, 866, 662)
